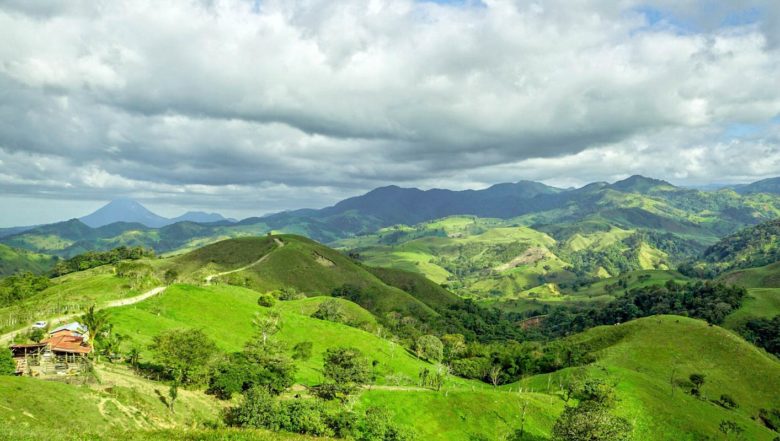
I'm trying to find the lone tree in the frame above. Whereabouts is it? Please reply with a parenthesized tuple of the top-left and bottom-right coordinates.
(150, 328, 217, 385)
(317, 346, 371, 401)
(552, 378, 632, 441)
(81, 305, 110, 359)
(689, 373, 706, 397)
(414, 335, 443, 362)
(312, 299, 347, 323)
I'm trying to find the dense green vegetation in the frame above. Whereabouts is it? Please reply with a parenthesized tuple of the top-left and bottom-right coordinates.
(3, 197, 780, 441)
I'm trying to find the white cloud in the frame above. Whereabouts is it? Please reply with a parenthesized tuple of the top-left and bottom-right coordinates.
(0, 0, 779, 223)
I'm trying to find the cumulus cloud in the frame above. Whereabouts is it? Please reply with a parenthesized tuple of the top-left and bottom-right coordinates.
(0, 0, 779, 224)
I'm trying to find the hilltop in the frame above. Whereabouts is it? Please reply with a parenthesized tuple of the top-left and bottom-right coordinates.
(518, 315, 780, 440)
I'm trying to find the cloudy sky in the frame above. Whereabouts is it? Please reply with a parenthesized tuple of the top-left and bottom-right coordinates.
(1, 0, 780, 226)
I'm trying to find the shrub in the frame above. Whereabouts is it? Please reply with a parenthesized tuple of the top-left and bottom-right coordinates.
(257, 293, 276, 307)
(312, 299, 347, 323)
(717, 394, 738, 410)
(0, 347, 15, 375)
(278, 287, 306, 301)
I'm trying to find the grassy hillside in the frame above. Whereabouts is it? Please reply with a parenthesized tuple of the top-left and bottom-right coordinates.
(0, 368, 317, 441)
(0, 243, 58, 276)
(195, 235, 439, 318)
(517, 316, 780, 440)
(0, 264, 158, 334)
(358, 389, 561, 441)
(340, 216, 684, 302)
(110, 284, 445, 386)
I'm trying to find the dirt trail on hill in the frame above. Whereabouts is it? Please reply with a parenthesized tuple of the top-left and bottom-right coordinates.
(204, 237, 285, 284)
(0, 286, 168, 344)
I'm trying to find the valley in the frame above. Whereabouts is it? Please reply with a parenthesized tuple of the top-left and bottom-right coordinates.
(1, 177, 780, 441)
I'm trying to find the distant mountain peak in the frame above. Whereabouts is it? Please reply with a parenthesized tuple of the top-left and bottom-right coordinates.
(80, 199, 169, 228)
(610, 175, 675, 193)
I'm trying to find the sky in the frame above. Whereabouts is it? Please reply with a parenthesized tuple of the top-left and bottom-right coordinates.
(1, 0, 780, 226)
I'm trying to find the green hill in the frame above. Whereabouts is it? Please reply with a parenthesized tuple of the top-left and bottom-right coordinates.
(0, 368, 318, 441)
(169, 235, 440, 319)
(516, 315, 780, 440)
(702, 218, 780, 272)
(0, 264, 160, 335)
(0, 243, 58, 276)
(110, 284, 443, 386)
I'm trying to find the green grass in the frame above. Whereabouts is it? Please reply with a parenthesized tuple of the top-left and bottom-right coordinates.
(357, 389, 562, 441)
(0, 243, 58, 276)
(110, 284, 450, 386)
(723, 288, 780, 329)
(211, 235, 438, 318)
(568, 270, 690, 298)
(0, 364, 242, 441)
(719, 261, 780, 288)
(515, 316, 780, 440)
(0, 265, 154, 333)
(275, 296, 379, 331)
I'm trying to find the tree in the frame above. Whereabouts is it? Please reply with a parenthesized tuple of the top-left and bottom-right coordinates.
(163, 269, 178, 285)
(149, 328, 217, 385)
(0, 347, 15, 375)
(441, 334, 466, 360)
(489, 364, 502, 388)
(81, 305, 110, 348)
(689, 373, 705, 397)
(250, 311, 281, 347)
(414, 335, 443, 362)
(209, 351, 296, 399)
(312, 299, 347, 323)
(552, 379, 632, 441)
(319, 347, 371, 400)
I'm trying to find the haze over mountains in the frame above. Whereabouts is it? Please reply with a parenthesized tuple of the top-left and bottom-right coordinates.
(78, 198, 233, 228)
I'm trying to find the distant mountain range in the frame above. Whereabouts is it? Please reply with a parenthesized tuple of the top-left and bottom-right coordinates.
(3, 174, 780, 262)
(79, 198, 232, 228)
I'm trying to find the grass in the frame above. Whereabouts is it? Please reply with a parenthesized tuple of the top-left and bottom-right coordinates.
(0, 243, 58, 276)
(723, 288, 780, 328)
(719, 261, 780, 288)
(0, 373, 317, 441)
(211, 235, 438, 318)
(0, 265, 154, 333)
(357, 389, 562, 441)
(515, 316, 780, 440)
(109, 284, 452, 386)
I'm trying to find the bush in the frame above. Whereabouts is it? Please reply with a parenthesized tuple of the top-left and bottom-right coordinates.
(210, 351, 296, 399)
(353, 407, 415, 441)
(759, 408, 780, 432)
(717, 394, 738, 409)
(257, 293, 276, 307)
(0, 347, 15, 375)
(278, 287, 306, 301)
(226, 387, 410, 439)
(312, 299, 347, 323)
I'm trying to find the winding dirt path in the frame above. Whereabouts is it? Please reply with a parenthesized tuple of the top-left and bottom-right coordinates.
(0, 286, 168, 344)
(2, 237, 286, 344)
(204, 237, 284, 284)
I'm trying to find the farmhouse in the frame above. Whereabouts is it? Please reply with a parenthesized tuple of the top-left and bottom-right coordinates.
(9, 322, 92, 376)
